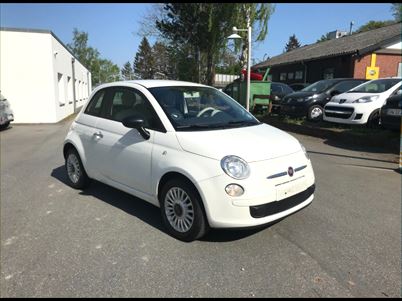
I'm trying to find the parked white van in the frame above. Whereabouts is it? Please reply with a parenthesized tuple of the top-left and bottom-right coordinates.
(323, 78, 402, 127)
(63, 80, 315, 241)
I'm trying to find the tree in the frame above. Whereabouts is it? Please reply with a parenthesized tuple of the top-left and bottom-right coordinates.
(67, 28, 120, 86)
(391, 3, 402, 21)
(133, 37, 155, 79)
(153, 3, 275, 85)
(316, 32, 331, 43)
(354, 20, 394, 33)
(152, 42, 175, 79)
(284, 34, 301, 52)
(121, 61, 134, 80)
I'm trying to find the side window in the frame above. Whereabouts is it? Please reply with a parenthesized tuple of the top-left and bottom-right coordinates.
(106, 87, 165, 131)
(84, 90, 105, 117)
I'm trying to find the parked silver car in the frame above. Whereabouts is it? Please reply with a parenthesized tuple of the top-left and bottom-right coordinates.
(0, 93, 14, 130)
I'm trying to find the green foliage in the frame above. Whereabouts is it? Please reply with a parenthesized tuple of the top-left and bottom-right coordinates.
(67, 28, 120, 86)
(121, 61, 134, 80)
(391, 3, 402, 21)
(284, 34, 301, 52)
(316, 32, 331, 43)
(133, 37, 155, 79)
(153, 3, 275, 85)
(354, 20, 395, 33)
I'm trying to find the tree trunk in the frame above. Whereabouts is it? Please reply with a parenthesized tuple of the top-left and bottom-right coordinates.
(206, 50, 215, 86)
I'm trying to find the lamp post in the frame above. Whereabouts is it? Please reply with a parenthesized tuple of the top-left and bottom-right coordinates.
(227, 18, 251, 112)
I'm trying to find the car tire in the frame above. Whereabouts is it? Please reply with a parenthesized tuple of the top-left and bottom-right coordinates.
(307, 105, 323, 122)
(159, 178, 209, 242)
(65, 148, 90, 189)
(0, 122, 10, 130)
(366, 109, 380, 129)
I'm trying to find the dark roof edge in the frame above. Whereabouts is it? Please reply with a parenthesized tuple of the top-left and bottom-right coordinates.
(252, 51, 357, 70)
(358, 35, 402, 57)
(0, 27, 89, 70)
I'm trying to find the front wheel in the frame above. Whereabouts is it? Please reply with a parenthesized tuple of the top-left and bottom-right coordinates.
(366, 109, 380, 129)
(307, 105, 323, 122)
(159, 179, 209, 242)
(0, 122, 10, 130)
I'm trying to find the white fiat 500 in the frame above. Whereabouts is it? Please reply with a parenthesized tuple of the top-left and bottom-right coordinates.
(63, 81, 315, 241)
(323, 78, 401, 127)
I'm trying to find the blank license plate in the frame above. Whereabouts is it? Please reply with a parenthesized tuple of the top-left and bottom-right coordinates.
(276, 178, 306, 201)
(386, 109, 402, 116)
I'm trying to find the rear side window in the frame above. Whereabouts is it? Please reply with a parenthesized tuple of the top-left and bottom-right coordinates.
(271, 84, 282, 94)
(84, 90, 105, 117)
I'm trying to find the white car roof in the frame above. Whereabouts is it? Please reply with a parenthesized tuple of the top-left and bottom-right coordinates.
(101, 80, 210, 89)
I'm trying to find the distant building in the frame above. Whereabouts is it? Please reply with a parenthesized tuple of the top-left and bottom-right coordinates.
(252, 22, 402, 85)
(214, 74, 240, 88)
(0, 27, 92, 123)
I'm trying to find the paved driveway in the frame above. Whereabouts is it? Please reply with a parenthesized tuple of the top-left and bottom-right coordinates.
(1, 121, 400, 297)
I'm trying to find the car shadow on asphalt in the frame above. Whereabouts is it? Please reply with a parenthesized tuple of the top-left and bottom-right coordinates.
(50, 165, 268, 243)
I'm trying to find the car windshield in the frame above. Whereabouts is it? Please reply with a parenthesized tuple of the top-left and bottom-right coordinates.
(347, 79, 401, 93)
(301, 80, 339, 93)
(148, 86, 260, 131)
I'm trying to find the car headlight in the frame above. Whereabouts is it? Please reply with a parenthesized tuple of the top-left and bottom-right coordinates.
(296, 95, 317, 102)
(353, 95, 379, 103)
(221, 155, 250, 180)
(300, 143, 310, 160)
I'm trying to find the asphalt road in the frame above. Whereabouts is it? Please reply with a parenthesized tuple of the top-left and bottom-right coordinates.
(1, 120, 400, 297)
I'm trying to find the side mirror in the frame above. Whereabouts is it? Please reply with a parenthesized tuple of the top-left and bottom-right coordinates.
(122, 117, 150, 140)
(330, 90, 340, 97)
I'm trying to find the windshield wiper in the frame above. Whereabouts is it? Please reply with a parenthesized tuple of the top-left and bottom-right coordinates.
(228, 120, 259, 126)
(176, 124, 227, 130)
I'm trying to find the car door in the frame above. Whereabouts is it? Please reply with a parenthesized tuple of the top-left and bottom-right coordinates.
(93, 86, 165, 196)
(74, 88, 107, 178)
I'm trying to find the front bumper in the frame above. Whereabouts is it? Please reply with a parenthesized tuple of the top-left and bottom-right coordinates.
(323, 104, 369, 124)
(196, 150, 315, 228)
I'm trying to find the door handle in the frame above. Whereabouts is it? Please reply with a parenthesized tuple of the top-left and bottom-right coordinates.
(93, 131, 103, 139)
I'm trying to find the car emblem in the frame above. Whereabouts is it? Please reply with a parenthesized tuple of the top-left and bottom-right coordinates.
(288, 167, 294, 177)
(339, 99, 346, 104)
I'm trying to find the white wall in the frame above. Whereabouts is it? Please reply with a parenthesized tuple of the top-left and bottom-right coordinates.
(0, 31, 55, 123)
(51, 34, 91, 122)
(0, 29, 92, 123)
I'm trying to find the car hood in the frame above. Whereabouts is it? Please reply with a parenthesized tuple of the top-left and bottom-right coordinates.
(175, 123, 302, 162)
(285, 91, 316, 99)
(331, 92, 379, 104)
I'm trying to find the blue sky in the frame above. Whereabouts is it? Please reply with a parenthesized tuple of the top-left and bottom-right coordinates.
(1, 3, 395, 69)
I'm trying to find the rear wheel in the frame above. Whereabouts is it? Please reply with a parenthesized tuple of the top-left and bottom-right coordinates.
(159, 179, 209, 242)
(65, 148, 90, 189)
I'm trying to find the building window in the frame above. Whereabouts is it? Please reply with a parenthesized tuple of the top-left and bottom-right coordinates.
(323, 68, 335, 79)
(280, 73, 287, 81)
(57, 73, 65, 106)
(67, 76, 73, 104)
(295, 71, 303, 80)
(287, 72, 294, 80)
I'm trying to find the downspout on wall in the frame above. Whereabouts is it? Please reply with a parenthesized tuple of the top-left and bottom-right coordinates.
(71, 57, 76, 113)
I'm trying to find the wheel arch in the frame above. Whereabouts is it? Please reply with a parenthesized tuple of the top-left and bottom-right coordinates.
(157, 171, 210, 226)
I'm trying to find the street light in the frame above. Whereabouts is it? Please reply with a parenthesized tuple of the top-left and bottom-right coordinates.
(227, 22, 252, 112)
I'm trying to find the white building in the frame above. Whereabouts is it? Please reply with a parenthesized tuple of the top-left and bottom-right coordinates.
(0, 28, 92, 123)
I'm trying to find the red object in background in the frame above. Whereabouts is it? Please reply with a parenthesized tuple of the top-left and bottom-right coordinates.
(241, 69, 263, 81)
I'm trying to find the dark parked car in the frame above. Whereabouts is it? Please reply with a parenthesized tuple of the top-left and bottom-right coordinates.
(280, 78, 367, 121)
(289, 83, 310, 92)
(380, 89, 402, 131)
(269, 82, 294, 114)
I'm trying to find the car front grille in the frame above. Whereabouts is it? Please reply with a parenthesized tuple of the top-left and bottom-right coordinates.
(325, 105, 354, 119)
(249, 184, 315, 218)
